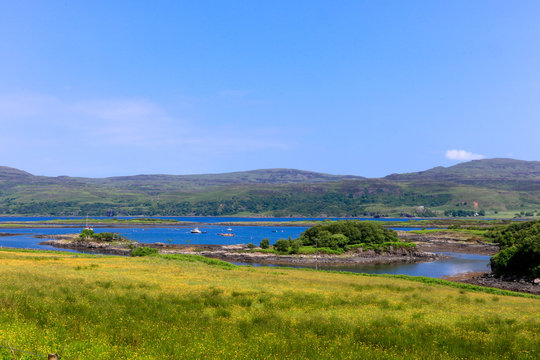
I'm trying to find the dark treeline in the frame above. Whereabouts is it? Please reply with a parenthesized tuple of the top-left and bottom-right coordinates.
(0, 190, 453, 217)
(488, 220, 540, 279)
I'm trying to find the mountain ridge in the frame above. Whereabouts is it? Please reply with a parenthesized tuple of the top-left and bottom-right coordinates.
(0, 158, 538, 216)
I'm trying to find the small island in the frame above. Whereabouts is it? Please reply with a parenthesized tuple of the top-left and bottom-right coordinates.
(39, 221, 440, 265)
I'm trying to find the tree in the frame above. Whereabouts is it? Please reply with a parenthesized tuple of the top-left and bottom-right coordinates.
(290, 239, 302, 254)
(274, 239, 289, 253)
(300, 220, 398, 248)
(80, 229, 95, 239)
(489, 220, 540, 278)
(260, 238, 270, 249)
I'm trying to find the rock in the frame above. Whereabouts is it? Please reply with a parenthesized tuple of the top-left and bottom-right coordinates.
(533, 278, 540, 285)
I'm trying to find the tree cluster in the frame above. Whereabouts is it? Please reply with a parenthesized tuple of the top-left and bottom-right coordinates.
(299, 221, 399, 250)
(488, 220, 540, 279)
(80, 229, 127, 242)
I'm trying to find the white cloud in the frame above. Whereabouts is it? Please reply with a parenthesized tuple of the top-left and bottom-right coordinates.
(445, 149, 485, 161)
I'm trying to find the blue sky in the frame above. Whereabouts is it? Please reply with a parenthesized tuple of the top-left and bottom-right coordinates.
(0, 1, 538, 177)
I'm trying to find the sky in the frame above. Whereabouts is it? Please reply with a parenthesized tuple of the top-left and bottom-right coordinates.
(0, 1, 539, 178)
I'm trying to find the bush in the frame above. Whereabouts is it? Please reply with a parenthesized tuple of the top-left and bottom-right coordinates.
(290, 239, 302, 254)
(260, 238, 270, 249)
(247, 243, 255, 249)
(79, 229, 127, 242)
(489, 220, 540, 278)
(274, 239, 290, 253)
(131, 246, 159, 257)
(300, 221, 398, 249)
(80, 229, 95, 239)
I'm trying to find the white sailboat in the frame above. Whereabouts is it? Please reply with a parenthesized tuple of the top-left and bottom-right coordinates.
(85, 214, 93, 231)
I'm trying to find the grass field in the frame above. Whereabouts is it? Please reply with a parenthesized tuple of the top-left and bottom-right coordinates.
(0, 249, 538, 359)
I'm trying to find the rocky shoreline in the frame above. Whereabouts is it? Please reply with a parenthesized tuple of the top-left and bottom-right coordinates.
(396, 230, 499, 255)
(444, 272, 540, 295)
(35, 234, 540, 295)
(38, 234, 441, 266)
(170, 246, 441, 266)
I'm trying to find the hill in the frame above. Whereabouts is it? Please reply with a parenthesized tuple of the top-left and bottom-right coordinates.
(385, 158, 540, 181)
(0, 159, 538, 217)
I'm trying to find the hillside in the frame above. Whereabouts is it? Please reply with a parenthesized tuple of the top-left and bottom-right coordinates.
(0, 250, 538, 359)
(0, 159, 538, 217)
(385, 158, 540, 181)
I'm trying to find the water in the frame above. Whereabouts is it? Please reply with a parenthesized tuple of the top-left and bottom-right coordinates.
(0, 216, 412, 223)
(0, 219, 490, 278)
(0, 225, 308, 248)
(233, 252, 491, 278)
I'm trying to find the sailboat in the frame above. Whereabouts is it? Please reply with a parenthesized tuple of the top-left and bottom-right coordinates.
(85, 214, 93, 231)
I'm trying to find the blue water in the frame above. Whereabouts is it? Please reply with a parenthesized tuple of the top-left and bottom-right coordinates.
(0, 226, 307, 248)
(0, 223, 491, 278)
(0, 216, 412, 223)
(262, 252, 491, 278)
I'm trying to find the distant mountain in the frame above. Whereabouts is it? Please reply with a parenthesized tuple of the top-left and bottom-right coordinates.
(0, 159, 538, 217)
(0, 166, 33, 180)
(385, 158, 540, 181)
(93, 168, 364, 191)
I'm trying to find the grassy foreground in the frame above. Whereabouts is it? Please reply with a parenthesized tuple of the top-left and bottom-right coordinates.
(0, 250, 538, 359)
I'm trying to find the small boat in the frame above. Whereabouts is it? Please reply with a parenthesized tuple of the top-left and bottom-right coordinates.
(85, 214, 93, 231)
(227, 228, 233, 231)
(218, 233, 235, 237)
(190, 228, 202, 234)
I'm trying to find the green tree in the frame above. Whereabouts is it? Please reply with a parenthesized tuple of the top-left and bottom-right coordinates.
(260, 238, 270, 249)
(489, 220, 540, 278)
(80, 229, 95, 239)
(274, 239, 289, 253)
(300, 220, 398, 248)
(290, 239, 302, 254)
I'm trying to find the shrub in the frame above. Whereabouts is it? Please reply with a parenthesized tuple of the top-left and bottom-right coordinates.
(290, 239, 302, 254)
(260, 238, 270, 249)
(489, 220, 540, 278)
(247, 243, 255, 249)
(131, 246, 159, 257)
(80, 229, 95, 239)
(300, 221, 398, 249)
(274, 239, 290, 253)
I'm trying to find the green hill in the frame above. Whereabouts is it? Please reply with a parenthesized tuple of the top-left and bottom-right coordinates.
(386, 158, 540, 182)
(0, 159, 538, 217)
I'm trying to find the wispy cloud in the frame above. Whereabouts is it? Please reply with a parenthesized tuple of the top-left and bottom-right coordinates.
(0, 93, 295, 176)
(445, 149, 485, 161)
(0, 93, 290, 149)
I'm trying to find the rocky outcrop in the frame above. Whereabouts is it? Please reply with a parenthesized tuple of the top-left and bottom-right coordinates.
(39, 235, 440, 266)
(396, 231, 499, 255)
(455, 273, 540, 295)
(162, 247, 440, 266)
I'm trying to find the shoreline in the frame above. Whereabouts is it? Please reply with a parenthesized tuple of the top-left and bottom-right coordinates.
(443, 272, 540, 295)
(396, 230, 499, 255)
(37, 234, 442, 266)
(29, 234, 540, 295)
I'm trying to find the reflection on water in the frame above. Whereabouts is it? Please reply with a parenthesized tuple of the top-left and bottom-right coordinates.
(233, 252, 491, 279)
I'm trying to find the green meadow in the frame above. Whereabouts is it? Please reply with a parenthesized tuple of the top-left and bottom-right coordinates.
(0, 249, 538, 359)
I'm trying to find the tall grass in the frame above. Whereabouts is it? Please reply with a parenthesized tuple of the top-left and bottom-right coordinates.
(0, 249, 538, 359)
